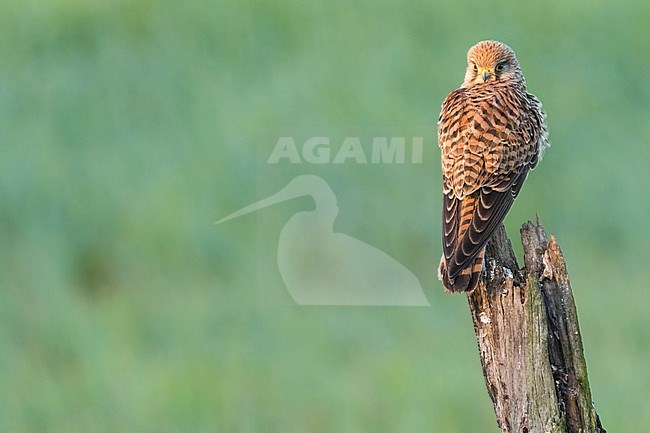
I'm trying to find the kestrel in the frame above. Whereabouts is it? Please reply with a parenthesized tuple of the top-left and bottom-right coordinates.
(437, 40, 549, 293)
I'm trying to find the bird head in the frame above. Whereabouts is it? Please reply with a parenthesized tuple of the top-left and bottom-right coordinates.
(462, 40, 523, 88)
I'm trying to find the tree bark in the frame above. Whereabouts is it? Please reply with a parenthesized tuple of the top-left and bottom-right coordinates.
(467, 219, 606, 433)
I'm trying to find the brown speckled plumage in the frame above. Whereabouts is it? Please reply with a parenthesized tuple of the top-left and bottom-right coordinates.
(438, 40, 549, 293)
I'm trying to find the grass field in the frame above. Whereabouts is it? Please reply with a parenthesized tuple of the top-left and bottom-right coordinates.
(2, 0, 650, 431)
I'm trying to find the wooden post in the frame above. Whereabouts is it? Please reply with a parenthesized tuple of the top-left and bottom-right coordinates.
(467, 220, 606, 433)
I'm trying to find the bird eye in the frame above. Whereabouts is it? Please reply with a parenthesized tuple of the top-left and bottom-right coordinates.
(472, 63, 477, 72)
(495, 62, 506, 72)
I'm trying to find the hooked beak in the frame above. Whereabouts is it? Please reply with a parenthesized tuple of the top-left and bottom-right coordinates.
(478, 67, 493, 82)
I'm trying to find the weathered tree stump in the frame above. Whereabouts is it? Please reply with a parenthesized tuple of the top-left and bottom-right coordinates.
(467, 220, 605, 433)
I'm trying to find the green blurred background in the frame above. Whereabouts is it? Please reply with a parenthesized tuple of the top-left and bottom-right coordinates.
(2, 0, 649, 431)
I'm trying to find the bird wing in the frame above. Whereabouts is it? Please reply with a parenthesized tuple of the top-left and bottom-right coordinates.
(444, 168, 529, 279)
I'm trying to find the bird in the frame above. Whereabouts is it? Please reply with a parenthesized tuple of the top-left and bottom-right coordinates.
(218, 175, 429, 306)
(437, 40, 549, 293)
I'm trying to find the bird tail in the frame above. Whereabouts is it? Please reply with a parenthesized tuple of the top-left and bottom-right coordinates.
(438, 193, 485, 293)
(438, 249, 484, 293)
